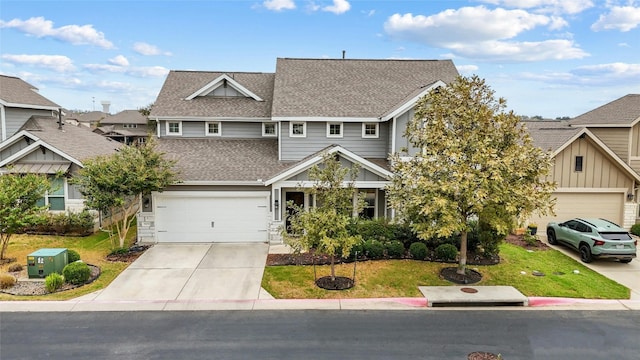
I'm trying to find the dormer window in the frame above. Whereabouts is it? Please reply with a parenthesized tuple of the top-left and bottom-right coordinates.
(206, 122, 221, 136)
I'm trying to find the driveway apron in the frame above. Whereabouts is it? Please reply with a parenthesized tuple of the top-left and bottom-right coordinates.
(95, 243, 269, 301)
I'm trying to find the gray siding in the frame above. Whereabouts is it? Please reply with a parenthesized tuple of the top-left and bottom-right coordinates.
(4, 108, 54, 139)
(280, 122, 389, 161)
(159, 120, 264, 138)
(0, 138, 31, 161)
(393, 110, 420, 156)
(20, 147, 67, 162)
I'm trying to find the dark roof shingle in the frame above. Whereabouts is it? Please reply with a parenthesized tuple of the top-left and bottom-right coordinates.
(569, 94, 640, 126)
(0, 75, 60, 108)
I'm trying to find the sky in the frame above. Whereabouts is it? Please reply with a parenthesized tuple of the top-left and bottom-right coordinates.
(0, 0, 638, 118)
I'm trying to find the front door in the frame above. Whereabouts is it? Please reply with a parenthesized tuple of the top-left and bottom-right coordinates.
(285, 191, 305, 233)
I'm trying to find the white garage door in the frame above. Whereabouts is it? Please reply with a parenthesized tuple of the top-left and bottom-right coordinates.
(531, 192, 624, 230)
(154, 192, 269, 243)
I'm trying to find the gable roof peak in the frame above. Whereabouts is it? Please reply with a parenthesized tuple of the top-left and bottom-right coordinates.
(185, 73, 264, 101)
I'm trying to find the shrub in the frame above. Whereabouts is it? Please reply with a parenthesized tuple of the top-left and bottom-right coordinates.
(385, 240, 405, 258)
(391, 223, 420, 249)
(45, 273, 65, 293)
(8, 263, 23, 272)
(349, 219, 395, 242)
(631, 223, 640, 236)
(62, 261, 91, 285)
(347, 240, 365, 260)
(21, 209, 95, 236)
(364, 239, 385, 259)
(435, 243, 458, 261)
(67, 249, 81, 263)
(0, 273, 16, 289)
(409, 242, 428, 260)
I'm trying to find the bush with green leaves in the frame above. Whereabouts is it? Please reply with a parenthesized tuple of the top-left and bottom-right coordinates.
(67, 249, 81, 263)
(21, 210, 95, 236)
(631, 223, 640, 236)
(346, 240, 365, 260)
(435, 243, 458, 261)
(364, 239, 385, 259)
(45, 273, 65, 293)
(0, 273, 16, 289)
(409, 242, 428, 260)
(385, 240, 405, 258)
(62, 261, 91, 285)
(348, 218, 395, 242)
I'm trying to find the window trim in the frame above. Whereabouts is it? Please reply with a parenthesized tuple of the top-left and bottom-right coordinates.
(326, 122, 343, 138)
(166, 121, 182, 136)
(205, 121, 222, 136)
(362, 123, 379, 138)
(290, 122, 306, 138)
(262, 122, 277, 137)
(575, 155, 583, 172)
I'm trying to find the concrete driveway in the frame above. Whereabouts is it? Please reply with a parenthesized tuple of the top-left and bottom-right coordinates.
(94, 243, 270, 301)
(540, 235, 640, 300)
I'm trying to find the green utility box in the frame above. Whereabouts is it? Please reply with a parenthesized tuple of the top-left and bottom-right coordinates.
(27, 248, 68, 279)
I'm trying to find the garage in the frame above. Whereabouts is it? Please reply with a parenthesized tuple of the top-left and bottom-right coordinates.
(531, 191, 624, 230)
(154, 191, 269, 243)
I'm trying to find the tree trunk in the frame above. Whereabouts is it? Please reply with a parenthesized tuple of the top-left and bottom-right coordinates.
(457, 230, 468, 275)
(0, 233, 11, 260)
(330, 254, 336, 281)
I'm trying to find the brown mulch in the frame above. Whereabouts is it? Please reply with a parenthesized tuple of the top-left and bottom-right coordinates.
(504, 233, 550, 251)
(440, 267, 482, 284)
(468, 352, 502, 360)
(106, 244, 151, 262)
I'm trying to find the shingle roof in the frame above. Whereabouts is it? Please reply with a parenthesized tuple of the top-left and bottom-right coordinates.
(272, 58, 459, 118)
(569, 94, 640, 126)
(20, 116, 123, 161)
(150, 71, 274, 118)
(523, 120, 582, 153)
(0, 75, 60, 108)
(101, 110, 148, 125)
(155, 138, 294, 182)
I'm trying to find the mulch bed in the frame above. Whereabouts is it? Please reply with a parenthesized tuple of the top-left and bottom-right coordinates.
(1, 264, 101, 296)
(106, 244, 151, 262)
(468, 352, 502, 360)
(315, 276, 355, 290)
(440, 267, 482, 284)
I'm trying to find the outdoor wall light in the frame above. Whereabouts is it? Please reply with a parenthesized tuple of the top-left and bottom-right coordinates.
(274, 199, 279, 210)
(627, 193, 634, 201)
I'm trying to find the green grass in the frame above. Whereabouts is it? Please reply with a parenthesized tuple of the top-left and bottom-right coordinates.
(262, 243, 630, 300)
(0, 230, 135, 301)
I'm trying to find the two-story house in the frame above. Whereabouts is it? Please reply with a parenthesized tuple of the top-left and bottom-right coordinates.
(140, 58, 459, 243)
(94, 109, 149, 145)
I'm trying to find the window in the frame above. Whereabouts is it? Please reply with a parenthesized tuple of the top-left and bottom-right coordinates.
(166, 121, 182, 135)
(263, 122, 277, 137)
(123, 124, 138, 129)
(327, 122, 343, 138)
(362, 123, 379, 138)
(206, 122, 221, 136)
(37, 177, 65, 211)
(575, 156, 583, 172)
(359, 189, 376, 219)
(290, 122, 306, 137)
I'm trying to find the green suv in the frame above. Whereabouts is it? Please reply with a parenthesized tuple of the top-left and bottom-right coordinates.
(546, 218, 637, 263)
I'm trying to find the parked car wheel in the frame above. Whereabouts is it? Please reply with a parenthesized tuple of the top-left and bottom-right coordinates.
(547, 228, 557, 245)
(620, 259, 632, 264)
(580, 243, 593, 263)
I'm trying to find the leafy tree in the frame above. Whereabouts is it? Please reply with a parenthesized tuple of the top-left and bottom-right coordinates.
(285, 153, 364, 281)
(388, 75, 555, 275)
(72, 138, 178, 248)
(0, 173, 50, 259)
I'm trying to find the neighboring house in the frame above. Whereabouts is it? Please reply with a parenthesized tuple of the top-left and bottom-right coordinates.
(94, 109, 149, 145)
(141, 57, 459, 243)
(74, 111, 108, 128)
(526, 120, 640, 229)
(0, 116, 123, 212)
(0, 75, 61, 142)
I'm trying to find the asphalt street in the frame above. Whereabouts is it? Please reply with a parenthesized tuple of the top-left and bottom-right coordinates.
(1, 310, 639, 360)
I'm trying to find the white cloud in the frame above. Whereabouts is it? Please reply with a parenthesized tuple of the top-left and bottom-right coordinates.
(128, 66, 170, 78)
(591, 6, 640, 32)
(456, 64, 479, 73)
(1, 54, 75, 72)
(108, 55, 129, 67)
(84, 63, 125, 73)
(264, 0, 295, 11)
(323, 0, 351, 14)
(480, 0, 594, 14)
(133, 42, 172, 56)
(519, 62, 640, 86)
(573, 62, 640, 77)
(84, 61, 168, 78)
(0, 17, 114, 49)
(384, 6, 585, 62)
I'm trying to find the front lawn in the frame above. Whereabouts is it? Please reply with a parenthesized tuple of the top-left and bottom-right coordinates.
(0, 231, 134, 301)
(262, 243, 630, 299)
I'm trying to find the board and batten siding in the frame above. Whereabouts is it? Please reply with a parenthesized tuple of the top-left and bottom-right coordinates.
(280, 121, 389, 161)
(159, 120, 265, 138)
(0, 138, 31, 161)
(19, 147, 68, 163)
(3, 108, 54, 140)
(551, 137, 634, 192)
(589, 128, 630, 162)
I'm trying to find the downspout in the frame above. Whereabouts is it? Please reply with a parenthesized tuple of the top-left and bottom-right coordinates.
(0, 104, 6, 141)
(155, 117, 160, 138)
